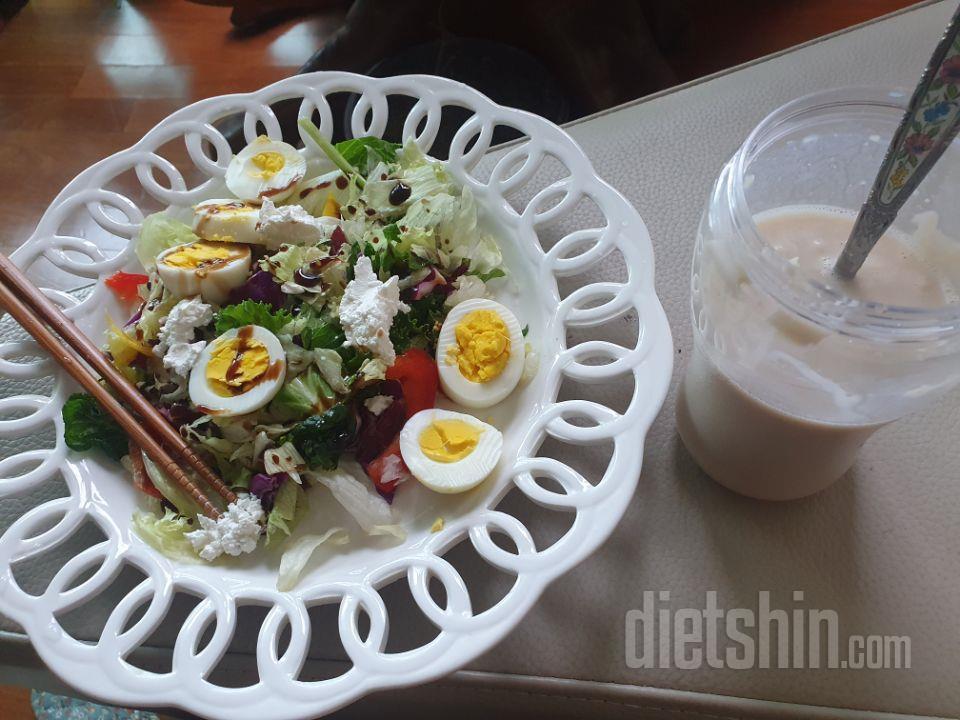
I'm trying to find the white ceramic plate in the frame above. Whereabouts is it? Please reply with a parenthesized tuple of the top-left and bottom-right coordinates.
(0, 73, 672, 719)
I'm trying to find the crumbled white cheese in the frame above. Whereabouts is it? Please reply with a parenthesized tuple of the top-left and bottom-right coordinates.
(364, 394, 394, 416)
(154, 297, 213, 377)
(162, 340, 207, 377)
(157, 296, 213, 347)
(185, 495, 264, 562)
(258, 198, 339, 249)
(339, 255, 409, 365)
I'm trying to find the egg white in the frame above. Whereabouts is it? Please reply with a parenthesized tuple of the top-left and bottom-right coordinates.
(436, 298, 525, 409)
(226, 136, 306, 203)
(291, 169, 352, 216)
(189, 325, 286, 417)
(193, 199, 262, 244)
(156, 242, 251, 305)
(399, 409, 503, 493)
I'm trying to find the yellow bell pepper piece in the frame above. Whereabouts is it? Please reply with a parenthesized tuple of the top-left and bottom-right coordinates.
(321, 194, 340, 218)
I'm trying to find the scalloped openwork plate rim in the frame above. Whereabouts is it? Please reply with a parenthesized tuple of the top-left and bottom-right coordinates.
(0, 72, 673, 719)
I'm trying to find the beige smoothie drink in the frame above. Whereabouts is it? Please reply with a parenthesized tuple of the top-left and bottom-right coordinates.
(678, 206, 958, 500)
(677, 89, 960, 500)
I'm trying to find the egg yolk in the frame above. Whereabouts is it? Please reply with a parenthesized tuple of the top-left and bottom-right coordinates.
(162, 241, 245, 272)
(419, 419, 482, 463)
(205, 335, 270, 396)
(250, 151, 285, 179)
(446, 310, 511, 383)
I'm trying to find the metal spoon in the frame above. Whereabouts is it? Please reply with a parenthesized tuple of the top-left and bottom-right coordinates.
(835, 4, 960, 279)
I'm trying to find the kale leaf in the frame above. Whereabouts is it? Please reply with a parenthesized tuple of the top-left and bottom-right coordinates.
(282, 404, 356, 470)
(62, 393, 128, 461)
(390, 292, 446, 355)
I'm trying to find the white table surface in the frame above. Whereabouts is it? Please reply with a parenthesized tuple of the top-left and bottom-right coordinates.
(2, 3, 958, 719)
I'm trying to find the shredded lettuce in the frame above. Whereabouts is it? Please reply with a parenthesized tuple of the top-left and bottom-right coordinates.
(276, 527, 349, 591)
(132, 507, 201, 563)
(260, 244, 327, 286)
(397, 138, 428, 169)
(306, 461, 405, 540)
(313, 349, 349, 394)
(263, 441, 307, 483)
(358, 357, 388, 382)
(135, 285, 178, 344)
(136, 213, 198, 272)
(141, 453, 210, 518)
(400, 193, 459, 234)
(266, 476, 308, 547)
(445, 275, 487, 307)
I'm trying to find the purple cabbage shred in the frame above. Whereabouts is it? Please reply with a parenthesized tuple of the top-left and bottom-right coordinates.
(227, 270, 285, 309)
(249, 472, 288, 512)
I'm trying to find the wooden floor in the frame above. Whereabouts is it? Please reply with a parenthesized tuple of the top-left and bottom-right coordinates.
(0, 0, 346, 256)
(0, 686, 30, 720)
(0, 0, 921, 716)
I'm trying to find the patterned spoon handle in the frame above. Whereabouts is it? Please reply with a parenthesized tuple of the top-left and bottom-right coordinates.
(835, 4, 960, 279)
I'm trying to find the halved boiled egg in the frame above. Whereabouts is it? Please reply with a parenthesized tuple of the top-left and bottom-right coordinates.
(226, 136, 306, 203)
(193, 199, 261, 244)
(189, 325, 286, 417)
(399, 409, 502, 493)
(436, 298, 524, 409)
(156, 240, 251, 304)
(293, 170, 351, 216)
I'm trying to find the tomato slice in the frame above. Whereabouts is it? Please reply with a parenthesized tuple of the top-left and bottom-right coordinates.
(127, 444, 162, 499)
(386, 348, 438, 418)
(365, 436, 412, 500)
(105, 271, 149, 303)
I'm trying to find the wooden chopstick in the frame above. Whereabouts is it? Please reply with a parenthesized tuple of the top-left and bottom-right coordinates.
(0, 254, 237, 509)
(0, 276, 223, 519)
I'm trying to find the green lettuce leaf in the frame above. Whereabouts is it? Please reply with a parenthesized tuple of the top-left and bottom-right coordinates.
(269, 367, 336, 422)
(62, 393, 128, 461)
(214, 300, 293, 335)
(470, 267, 506, 282)
(276, 527, 349, 591)
(335, 137, 401, 173)
(136, 213, 198, 272)
(300, 318, 345, 351)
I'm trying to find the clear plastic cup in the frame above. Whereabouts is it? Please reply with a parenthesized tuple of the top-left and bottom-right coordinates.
(676, 87, 960, 500)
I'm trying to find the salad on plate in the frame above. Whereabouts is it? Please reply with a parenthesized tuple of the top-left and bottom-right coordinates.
(63, 123, 537, 589)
